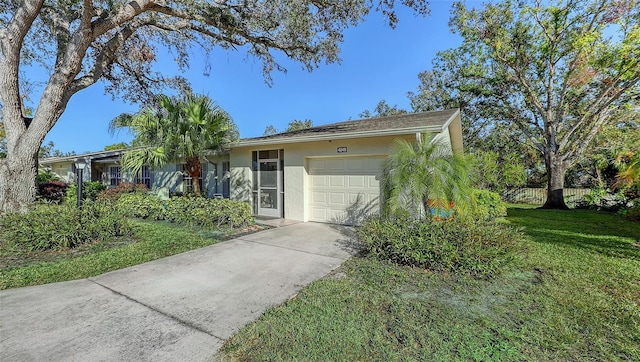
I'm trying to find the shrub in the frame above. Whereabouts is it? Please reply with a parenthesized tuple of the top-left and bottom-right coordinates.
(578, 186, 629, 211)
(37, 181, 68, 204)
(619, 202, 640, 222)
(116, 194, 253, 229)
(66, 181, 107, 202)
(165, 196, 253, 228)
(97, 182, 149, 202)
(357, 216, 527, 278)
(0, 201, 131, 251)
(116, 193, 166, 220)
(471, 189, 507, 220)
(37, 169, 60, 184)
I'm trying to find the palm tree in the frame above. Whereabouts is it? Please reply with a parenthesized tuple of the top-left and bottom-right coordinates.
(110, 94, 239, 196)
(382, 132, 473, 220)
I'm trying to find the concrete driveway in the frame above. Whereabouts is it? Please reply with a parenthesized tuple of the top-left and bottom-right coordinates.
(0, 222, 359, 361)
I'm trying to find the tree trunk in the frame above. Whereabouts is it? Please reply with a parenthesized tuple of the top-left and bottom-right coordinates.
(542, 154, 569, 209)
(185, 156, 202, 196)
(0, 150, 39, 214)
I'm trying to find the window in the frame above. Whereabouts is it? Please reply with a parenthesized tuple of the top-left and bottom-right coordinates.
(135, 166, 152, 189)
(109, 166, 121, 186)
(181, 163, 206, 193)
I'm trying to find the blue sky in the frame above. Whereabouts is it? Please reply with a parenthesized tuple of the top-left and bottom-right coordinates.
(42, 1, 468, 154)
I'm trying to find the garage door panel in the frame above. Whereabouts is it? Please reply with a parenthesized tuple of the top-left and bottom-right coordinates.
(311, 208, 328, 221)
(311, 175, 326, 187)
(329, 192, 346, 205)
(368, 175, 380, 188)
(311, 191, 327, 204)
(308, 157, 383, 224)
(348, 175, 365, 187)
(329, 175, 345, 187)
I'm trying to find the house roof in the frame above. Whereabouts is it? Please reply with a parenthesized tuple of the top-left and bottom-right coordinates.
(39, 149, 126, 165)
(39, 109, 461, 164)
(235, 109, 460, 147)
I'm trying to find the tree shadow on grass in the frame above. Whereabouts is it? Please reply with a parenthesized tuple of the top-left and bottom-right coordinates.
(507, 208, 640, 260)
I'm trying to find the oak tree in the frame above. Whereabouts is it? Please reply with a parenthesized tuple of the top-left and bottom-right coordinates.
(0, 0, 428, 212)
(415, 0, 640, 208)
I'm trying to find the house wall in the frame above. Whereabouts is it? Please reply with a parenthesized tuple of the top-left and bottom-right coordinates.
(153, 155, 229, 197)
(42, 155, 230, 199)
(230, 134, 418, 222)
(46, 162, 75, 183)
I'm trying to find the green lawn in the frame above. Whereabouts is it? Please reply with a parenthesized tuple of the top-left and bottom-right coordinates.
(220, 207, 640, 361)
(0, 220, 258, 290)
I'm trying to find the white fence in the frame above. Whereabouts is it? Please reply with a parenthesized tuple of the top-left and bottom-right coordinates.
(501, 188, 591, 207)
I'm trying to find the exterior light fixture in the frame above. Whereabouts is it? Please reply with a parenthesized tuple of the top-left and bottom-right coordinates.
(75, 157, 88, 208)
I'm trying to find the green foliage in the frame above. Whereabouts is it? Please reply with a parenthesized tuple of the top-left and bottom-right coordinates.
(411, 0, 640, 207)
(0, 201, 131, 251)
(110, 93, 239, 196)
(66, 181, 107, 202)
(358, 99, 408, 119)
(163, 196, 253, 228)
(614, 151, 640, 193)
(36, 169, 59, 184)
(221, 207, 640, 361)
(472, 150, 526, 192)
(263, 125, 278, 136)
(116, 194, 253, 229)
(383, 132, 474, 219)
(0, 220, 234, 290)
(116, 193, 166, 219)
(573, 118, 640, 188)
(357, 216, 526, 278)
(83, 181, 107, 200)
(471, 189, 507, 220)
(103, 142, 129, 151)
(285, 119, 313, 132)
(579, 186, 629, 211)
(619, 202, 640, 222)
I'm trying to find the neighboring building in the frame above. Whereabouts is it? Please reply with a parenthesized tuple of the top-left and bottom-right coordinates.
(40, 109, 463, 224)
(39, 149, 230, 198)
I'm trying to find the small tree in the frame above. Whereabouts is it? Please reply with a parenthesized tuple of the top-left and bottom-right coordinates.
(110, 94, 238, 196)
(383, 132, 474, 219)
(263, 125, 278, 136)
(285, 120, 313, 132)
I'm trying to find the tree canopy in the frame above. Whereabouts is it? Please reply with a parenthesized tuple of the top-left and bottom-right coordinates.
(285, 119, 313, 132)
(0, 0, 429, 212)
(359, 100, 408, 119)
(411, 0, 640, 208)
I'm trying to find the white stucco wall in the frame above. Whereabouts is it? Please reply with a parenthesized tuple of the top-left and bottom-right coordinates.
(47, 162, 75, 183)
(231, 134, 418, 222)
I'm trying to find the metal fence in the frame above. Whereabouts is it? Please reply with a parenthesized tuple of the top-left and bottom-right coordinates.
(501, 188, 591, 207)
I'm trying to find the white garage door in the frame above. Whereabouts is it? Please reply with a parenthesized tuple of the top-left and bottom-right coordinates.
(308, 156, 384, 224)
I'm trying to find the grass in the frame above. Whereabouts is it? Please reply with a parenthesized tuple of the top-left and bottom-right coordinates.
(219, 207, 640, 361)
(0, 220, 260, 290)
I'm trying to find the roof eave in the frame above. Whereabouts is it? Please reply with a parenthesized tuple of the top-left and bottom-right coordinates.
(235, 124, 447, 148)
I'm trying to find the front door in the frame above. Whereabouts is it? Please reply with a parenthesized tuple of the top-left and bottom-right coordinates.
(258, 158, 280, 217)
